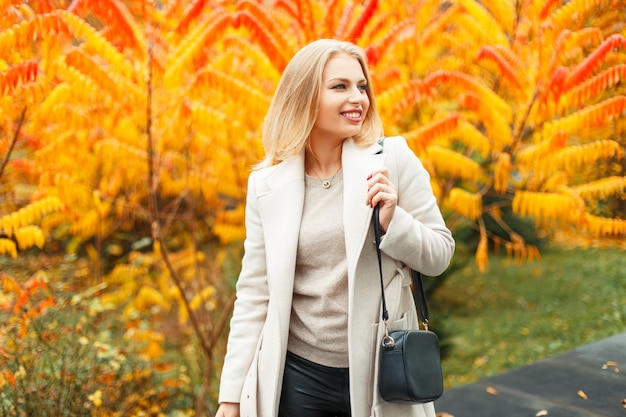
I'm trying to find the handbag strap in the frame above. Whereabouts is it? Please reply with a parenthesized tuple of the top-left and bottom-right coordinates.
(373, 196, 431, 333)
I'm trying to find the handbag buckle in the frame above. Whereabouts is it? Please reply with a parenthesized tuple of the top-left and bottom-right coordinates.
(381, 322, 395, 348)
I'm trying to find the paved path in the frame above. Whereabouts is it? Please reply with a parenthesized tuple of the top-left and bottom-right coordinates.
(434, 333, 626, 417)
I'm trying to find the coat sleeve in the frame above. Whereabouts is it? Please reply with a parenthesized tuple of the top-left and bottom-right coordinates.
(218, 171, 269, 403)
(378, 136, 455, 276)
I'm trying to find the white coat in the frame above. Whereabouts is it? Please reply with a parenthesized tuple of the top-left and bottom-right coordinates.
(218, 136, 455, 417)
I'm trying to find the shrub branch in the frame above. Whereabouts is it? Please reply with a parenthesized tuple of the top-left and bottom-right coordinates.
(0, 107, 27, 180)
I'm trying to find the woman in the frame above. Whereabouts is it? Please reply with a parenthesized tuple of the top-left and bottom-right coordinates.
(216, 39, 455, 417)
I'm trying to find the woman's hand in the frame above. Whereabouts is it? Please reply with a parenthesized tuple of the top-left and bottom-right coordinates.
(366, 167, 397, 234)
(215, 402, 239, 417)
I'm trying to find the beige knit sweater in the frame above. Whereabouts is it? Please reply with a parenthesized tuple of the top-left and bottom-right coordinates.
(287, 171, 349, 368)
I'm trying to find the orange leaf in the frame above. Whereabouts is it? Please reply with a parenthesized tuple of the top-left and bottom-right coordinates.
(162, 378, 184, 388)
(476, 46, 522, 90)
(68, 0, 145, 56)
(142, 341, 164, 359)
(153, 362, 175, 372)
(538, 0, 560, 20)
(365, 19, 413, 66)
(577, 390, 588, 400)
(405, 113, 460, 150)
(486, 386, 498, 396)
(0, 345, 11, 360)
(562, 64, 626, 110)
(174, 0, 210, 33)
(293, 0, 315, 42)
(0, 371, 16, 388)
(232, 10, 289, 72)
(0, 61, 39, 95)
(565, 34, 626, 90)
(236, 1, 289, 53)
(334, 0, 355, 40)
(344, 0, 378, 43)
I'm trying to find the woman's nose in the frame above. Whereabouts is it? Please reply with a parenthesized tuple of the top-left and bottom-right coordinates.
(349, 86, 366, 102)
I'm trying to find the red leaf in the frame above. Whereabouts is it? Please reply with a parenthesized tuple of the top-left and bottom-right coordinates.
(565, 34, 626, 90)
(344, 0, 378, 43)
(175, 0, 210, 33)
(476, 46, 522, 90)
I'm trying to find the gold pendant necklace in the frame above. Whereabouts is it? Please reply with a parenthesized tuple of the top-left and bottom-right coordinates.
(314, 165, 342, 189)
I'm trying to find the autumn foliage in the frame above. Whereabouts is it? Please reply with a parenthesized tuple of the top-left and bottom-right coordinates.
(1, 0, 625, 414)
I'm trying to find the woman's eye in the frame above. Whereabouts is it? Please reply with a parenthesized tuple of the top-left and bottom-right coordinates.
(331, 83, 346, 89)
(358, 84, 369, 91)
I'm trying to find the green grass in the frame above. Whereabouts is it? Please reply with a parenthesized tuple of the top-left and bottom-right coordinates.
(430, 245, 626, 389)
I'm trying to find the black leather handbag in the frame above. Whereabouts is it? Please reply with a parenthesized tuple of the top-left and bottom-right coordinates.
(373, 205, 444, 403)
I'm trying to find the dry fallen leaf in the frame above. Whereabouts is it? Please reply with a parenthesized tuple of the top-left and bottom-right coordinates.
(535, 410, 549, 417)
(578, 390, 588, 400)
(486, 386, 499, 396)
(436, 413, 455, 417)
(621, 398, 626, 408)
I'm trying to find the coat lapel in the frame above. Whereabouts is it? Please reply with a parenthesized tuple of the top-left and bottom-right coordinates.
(256, 152, 305, 313)
(255, 153, 306, 415)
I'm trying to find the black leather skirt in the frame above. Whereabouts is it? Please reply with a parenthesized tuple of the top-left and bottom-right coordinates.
(279, 351, 351, 417)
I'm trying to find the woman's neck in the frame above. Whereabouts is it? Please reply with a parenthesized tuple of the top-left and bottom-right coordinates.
(305, 147, 342, 178)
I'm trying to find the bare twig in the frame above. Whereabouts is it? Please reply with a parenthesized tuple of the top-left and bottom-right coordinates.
(0, 107, 27, 180)
(208, 292, 236, 352)
(144, 19, 211, 359)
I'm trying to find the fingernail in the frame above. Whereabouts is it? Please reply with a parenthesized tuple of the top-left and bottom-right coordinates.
(367, 174, 372, 180)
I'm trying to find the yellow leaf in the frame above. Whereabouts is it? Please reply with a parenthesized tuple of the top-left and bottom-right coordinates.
(0, 239, 18, 258)
(573, 176, 626, 201)
(512, 191, 585, 225)
(14, 225, 45, 250)
(88, 389, 103, 407)
(494, 153, 511, 194)
(458, 121, 491, 158)
(583, 214, 626, 238)
(475, 231, 488, 273)
(427, 146, 482, 181)
(133, 286, 170, 311)
(577, 390, 588, 400)
(486, 386, 498, 396)
(447, 188, 482, 220)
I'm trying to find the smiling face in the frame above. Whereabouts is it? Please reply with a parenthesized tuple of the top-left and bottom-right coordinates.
(310, 53, 370, 145)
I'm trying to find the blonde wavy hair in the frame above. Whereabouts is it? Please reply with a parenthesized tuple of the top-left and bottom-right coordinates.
(258, 39, 384, 168)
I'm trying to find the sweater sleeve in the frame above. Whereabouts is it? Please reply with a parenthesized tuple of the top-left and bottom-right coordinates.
(218, 171, 269, 403)
(378, 136, 455, 276)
